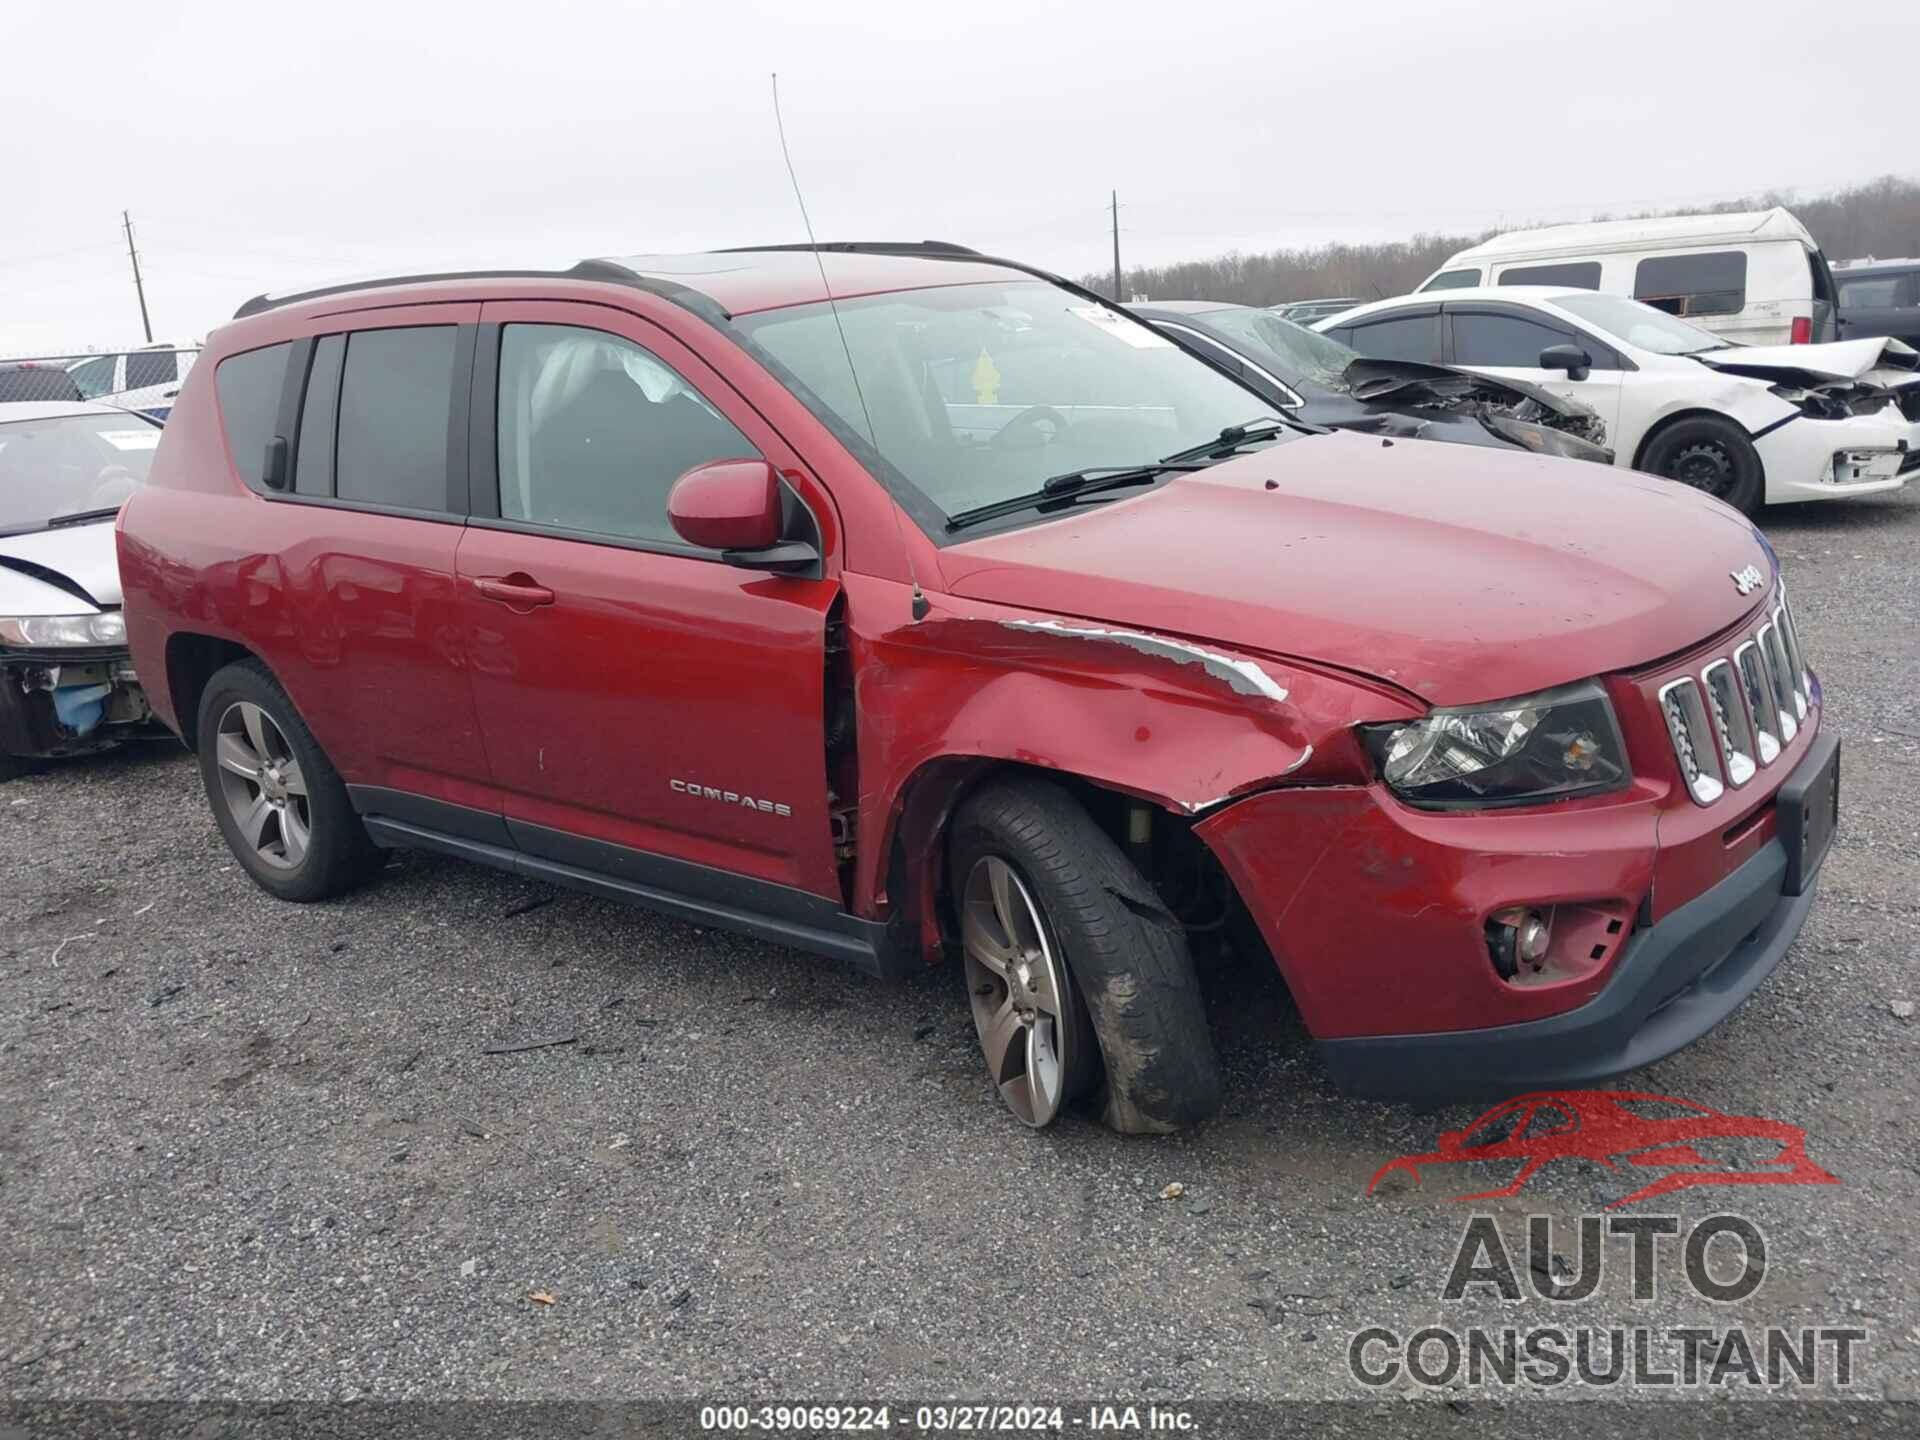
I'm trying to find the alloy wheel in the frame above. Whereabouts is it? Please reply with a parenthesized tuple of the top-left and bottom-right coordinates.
(212, 701, 311, 869)
(960, 855, 1081, 1127)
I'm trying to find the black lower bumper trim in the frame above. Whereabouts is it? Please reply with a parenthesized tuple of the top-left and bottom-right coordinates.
(1317, 754, 1830, 1101)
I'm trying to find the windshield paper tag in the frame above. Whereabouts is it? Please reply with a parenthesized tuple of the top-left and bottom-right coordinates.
(1069, 307, 1171, 348)
(99, 430, 161, 451)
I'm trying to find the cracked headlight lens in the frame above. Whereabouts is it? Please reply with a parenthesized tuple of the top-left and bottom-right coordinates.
(1360, 679, 1629, 808)
(1480, 412, 1614, 465)
(0, 612, 126, 647)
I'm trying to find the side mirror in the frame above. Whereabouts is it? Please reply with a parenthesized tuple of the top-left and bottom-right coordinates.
(1537, 344, 1592, 382)
(668, 458, 819, 574)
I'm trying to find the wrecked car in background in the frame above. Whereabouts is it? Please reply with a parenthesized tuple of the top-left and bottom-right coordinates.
(0, 402, 156, 779)
(1131, 300, 1612, 463)
(120, 243, 1833, 1134)
(1321, 288, 1920, 513)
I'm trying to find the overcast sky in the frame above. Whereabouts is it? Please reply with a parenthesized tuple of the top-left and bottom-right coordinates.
(4, 0, 1915, 354)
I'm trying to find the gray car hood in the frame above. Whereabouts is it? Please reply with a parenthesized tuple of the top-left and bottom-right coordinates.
(0, 520, 121, 616)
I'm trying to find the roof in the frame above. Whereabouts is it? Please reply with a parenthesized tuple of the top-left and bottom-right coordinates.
(1446, 206, 1817, 265)
(1313, 286, 1589, 329)
(233, 242, 1037, 321)
(0, 400, 133, 423)
(1836, 257, 1920, 274)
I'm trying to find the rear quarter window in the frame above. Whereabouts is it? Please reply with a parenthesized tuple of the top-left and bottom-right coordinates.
(214, 342, 292, 491)
(1634, 250, 1748, 318)
(1497, 261, 1601, 290)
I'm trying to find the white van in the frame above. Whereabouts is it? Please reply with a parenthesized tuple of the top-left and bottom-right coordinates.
(1418, 207, 1839, 347)
(65, 343, 199, 419)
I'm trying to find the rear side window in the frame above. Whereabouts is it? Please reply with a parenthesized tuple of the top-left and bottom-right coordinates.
(1498, 261, 1601, 290)
(126, 350, 179, 389)
(1422, 268, 1481, 291)
(68, 355, 117, 398)
(335, 327, 456, 512)
(1838, 275, 1906, 309)
(495, 323, 758, 546)
(1451, 312, 1574, 368)
(1634, 251, 1748, 318)
(214, 342, 292, 491)
(1343, 313, 1442, 364)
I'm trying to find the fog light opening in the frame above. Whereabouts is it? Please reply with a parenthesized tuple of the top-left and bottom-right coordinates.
(1486, 906, 1552, 980)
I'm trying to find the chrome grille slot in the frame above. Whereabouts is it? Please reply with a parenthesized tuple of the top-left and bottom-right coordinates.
(1775, 596, 1810, 718)
(1734, 640, 1782, 765)
(1702, 660, 1756, 787)
(1659, 677, 1725, 806)
(1758, 622, 1799, 743)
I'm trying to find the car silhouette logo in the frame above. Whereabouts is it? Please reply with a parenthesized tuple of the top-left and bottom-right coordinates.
(1367, 1090, 1839, 1209)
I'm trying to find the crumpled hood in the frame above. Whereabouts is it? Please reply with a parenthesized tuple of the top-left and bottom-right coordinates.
(0, 520, 120, 616)
(938, 430, 1773, 706)
(1693, 335, 1920, 389)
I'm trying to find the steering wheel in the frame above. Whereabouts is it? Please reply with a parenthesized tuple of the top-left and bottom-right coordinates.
(990, 404, 1071, 453)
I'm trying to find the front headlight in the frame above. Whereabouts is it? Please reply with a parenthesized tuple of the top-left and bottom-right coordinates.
(1360, 679, 1630, 808)
(1481, 412, 1614, 465)
(0, 612, 127, 647)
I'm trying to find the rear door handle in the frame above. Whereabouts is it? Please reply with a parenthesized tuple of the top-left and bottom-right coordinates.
(473, 574, 556, 611)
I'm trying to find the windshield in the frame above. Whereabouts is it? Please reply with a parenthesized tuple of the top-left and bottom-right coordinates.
(1550, 292, 1728, 355)
(1201, 308, 1358, 389)
(0, 413, 158, 533)
(734, 281, 1282, 531)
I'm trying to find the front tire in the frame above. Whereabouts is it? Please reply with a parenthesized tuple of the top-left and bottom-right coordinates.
(195, 660, 381, 902)
(1641, 416, 1764, 515)
(950, 780, 1222, 1134)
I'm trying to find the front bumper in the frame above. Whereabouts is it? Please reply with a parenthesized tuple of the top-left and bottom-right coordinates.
(0, 650, 151, 760)
(1316, 732, 1835, 1102)
(1755, 409, 1920, 503)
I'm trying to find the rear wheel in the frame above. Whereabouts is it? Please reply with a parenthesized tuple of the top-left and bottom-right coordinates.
(1641, 416, 1764, 515)
(195, 660, 381, 902)
(950, 780, 1222, 1134)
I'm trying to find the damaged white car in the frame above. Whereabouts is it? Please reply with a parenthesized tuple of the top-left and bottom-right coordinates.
(0, 402, 157, 779)
(1319, 287, 1920, 513)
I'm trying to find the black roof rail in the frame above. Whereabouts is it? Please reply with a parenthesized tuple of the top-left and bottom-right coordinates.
(230, 258, 643, 320)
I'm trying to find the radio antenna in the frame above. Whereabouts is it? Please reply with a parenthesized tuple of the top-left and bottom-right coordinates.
(771, 73, 929, 621)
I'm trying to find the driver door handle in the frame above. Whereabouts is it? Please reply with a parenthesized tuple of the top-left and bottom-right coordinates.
(473, 574, 555, 611)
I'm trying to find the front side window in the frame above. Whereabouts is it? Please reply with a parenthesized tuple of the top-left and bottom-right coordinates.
(1201, 308, 1356, 389)
(1422, 268, 1482, 291)
(0, 412, 159, 534)
(67, 355, 117, 399)
(335, 327, 455, 512)
(1633, 250, 1748, 318)
(1451, 312, 1573, 368)
(1550, 292, 1725, 355)
(496, 324, 758, 545)
(734, 280, 1281, 532)
(1499, 261, 1601, 290)
(1342, 312, 1442, 365)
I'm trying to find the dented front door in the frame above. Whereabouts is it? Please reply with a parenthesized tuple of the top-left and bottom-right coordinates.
(457, 300, 844, 901)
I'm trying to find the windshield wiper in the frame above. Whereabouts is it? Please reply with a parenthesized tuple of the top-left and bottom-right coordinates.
(1157, 417, 1300, 466)
(45, 507, 123, 529)
(945, 463, 1207, 533)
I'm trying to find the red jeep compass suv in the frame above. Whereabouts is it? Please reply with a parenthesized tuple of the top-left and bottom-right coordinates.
(116, 243, 1838, 1132)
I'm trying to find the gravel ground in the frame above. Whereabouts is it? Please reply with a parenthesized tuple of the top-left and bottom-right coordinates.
(2, 489, 1917, 1418)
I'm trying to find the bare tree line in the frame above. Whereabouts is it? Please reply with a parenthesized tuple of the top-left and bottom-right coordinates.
(1091, 174, 1920, 306)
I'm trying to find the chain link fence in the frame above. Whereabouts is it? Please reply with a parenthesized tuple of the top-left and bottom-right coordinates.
(0, 346, 200, 415)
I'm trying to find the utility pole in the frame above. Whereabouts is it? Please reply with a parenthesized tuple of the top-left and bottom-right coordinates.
(122, 210, 153, 343)
(1111, 190, 1123, 302)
